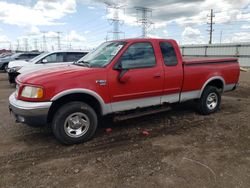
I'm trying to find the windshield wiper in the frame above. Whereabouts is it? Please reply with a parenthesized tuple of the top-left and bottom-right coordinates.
(74, 60, 91, 67)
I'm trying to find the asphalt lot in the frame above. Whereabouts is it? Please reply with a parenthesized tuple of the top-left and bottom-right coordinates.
(0, 71, 250, 188)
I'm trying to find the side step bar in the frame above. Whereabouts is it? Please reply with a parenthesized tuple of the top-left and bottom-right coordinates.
(113, 106, 171, 122)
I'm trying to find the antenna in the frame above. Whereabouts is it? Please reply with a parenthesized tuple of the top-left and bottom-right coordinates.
(136, 7, 153, 38)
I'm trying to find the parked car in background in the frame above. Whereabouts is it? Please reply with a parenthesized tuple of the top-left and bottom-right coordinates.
(9, 38, 240, 145)
(0, 52, 41, 72)
(7, 50, 88, 83)
(0, 52, 12, 58)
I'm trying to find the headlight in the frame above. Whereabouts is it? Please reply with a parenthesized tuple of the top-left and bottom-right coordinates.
(21, 86, 44, 98)
(9, 66, 22, 72)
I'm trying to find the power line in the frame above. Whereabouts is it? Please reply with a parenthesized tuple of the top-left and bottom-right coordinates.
(105, 3, 125, 40)
(136, 7, 153, 38)
(41, 31, 47, 52)
(56, 31, 62, 50)
(207, 9, 215, 44)
(33, 38, 38, 51)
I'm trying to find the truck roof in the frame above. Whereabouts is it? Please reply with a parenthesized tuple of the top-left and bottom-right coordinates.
(113, 38, 176, 43)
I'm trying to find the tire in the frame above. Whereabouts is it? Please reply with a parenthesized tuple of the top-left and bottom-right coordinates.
(52, 101, 98, 145)
(3, 64, 8, 72)
(198, 86, 221, 115)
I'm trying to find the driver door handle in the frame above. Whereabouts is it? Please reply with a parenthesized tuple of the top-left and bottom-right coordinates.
(153, 73, 161, 78)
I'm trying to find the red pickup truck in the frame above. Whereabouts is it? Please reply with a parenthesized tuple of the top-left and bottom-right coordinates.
(9, 38, 240, 144)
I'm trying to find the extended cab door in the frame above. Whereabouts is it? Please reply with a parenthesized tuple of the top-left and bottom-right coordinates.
(108, 42, 164, 112)
(159, 41, 183, 103)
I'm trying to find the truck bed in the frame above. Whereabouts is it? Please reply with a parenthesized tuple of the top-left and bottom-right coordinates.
(183, 57, 238, 65)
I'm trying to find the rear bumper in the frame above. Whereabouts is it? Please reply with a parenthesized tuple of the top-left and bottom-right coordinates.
(9, 93, 52, 126)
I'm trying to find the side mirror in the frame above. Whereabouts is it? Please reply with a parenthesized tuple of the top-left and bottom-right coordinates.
(114, 61, 130, 83)
(42, 59, 48, 63)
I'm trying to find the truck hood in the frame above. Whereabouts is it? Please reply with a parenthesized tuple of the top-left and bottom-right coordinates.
(17, 64, 103, 85)
(8, 60, 29, 68)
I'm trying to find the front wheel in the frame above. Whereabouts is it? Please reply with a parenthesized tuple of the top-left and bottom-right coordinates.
(3, 64, 8, 72)
(197, 86, 221, 115)
(52, 102, 98, 145)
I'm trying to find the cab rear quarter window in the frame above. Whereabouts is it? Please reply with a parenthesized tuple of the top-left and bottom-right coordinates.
(160, 42, 178, 66)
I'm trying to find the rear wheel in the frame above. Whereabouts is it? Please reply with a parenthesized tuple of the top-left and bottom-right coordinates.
(52, 101, 98, 145)
(198, 86, 221, 115)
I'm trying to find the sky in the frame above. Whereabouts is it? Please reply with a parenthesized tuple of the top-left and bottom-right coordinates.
(0, 0, 250, 51)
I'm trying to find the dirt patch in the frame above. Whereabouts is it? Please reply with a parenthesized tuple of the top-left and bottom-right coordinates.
(0, 72, 250, 188)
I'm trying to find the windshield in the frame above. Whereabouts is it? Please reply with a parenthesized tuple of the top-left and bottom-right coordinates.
(29, 52, 49, 63)
(76, 41, 125, 68)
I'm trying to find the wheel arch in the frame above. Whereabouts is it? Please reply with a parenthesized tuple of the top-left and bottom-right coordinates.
(47, 89, 111, 123)
(199, 76, 225, 97)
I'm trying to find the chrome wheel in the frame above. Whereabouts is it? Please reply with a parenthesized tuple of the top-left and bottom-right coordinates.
(206, 93, 218, 110)
(64, 112, 90, 138)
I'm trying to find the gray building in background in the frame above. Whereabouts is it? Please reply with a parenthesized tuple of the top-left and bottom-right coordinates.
(180, 43, 250, 67)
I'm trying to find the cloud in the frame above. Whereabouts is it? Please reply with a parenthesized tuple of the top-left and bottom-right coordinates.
(67, 30, 86, 42)
(181, 27, 205, 44)
(223, 32, 250, 43)
(87, 0, 250, 29)
(0, 35, 10, 42)
(0, 0, 76, 27)
(241, 24, 250, 29)
(28, 26, 41, 35)
(88, 6, 96, 9)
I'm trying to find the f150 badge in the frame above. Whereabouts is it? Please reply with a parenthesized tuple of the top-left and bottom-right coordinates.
(96, 80, 107, 86)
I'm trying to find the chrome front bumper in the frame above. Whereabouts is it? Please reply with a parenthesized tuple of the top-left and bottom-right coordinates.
(9, 93, 52, 126)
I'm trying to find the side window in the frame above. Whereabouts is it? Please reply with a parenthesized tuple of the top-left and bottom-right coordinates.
(43, 53, 64, 63)
(17, 54, 29, 60)
(66, 53, 87, 62)
(29, 54, 40, 59)
(119, 42, 156, 69)
(160, 42, 178, 66)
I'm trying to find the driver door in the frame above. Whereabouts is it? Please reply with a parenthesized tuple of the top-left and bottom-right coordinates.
(108, 42, 164, 112)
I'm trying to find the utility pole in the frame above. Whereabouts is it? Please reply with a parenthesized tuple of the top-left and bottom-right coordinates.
(207, 9, 215, 44)
(136, 7, 153, 38)
(41, 31, 47, 52)
(56, 31, 62, 50)
(16, 39, 20, 52)
(33, 38, 38, 51)
(9, 42, 12, 51)
(105, 3, 124, 40)
(23, 38, 28, 52)
(220, 30, 223, 44)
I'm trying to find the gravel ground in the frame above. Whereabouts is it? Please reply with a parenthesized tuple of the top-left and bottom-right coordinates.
(0, 71, 250, 188)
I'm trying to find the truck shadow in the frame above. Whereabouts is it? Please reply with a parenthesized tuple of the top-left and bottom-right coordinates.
(19, 101, 200, 147)
(0, 101, 211, 168)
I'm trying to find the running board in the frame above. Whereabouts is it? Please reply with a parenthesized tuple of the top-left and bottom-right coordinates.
(113, 106, 171, 122)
